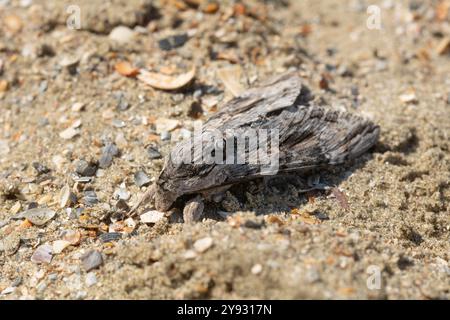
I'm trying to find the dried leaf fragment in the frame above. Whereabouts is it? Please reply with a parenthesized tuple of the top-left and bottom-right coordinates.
(138, 67, 196, 90)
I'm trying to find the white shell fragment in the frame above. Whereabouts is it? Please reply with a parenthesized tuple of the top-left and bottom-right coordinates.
(140, 210, 165, 224)
(31, 244, 53, 264)
(17, 208, 56, 226)
(138, 67, 196, 91)
(52, 240, 71, 254)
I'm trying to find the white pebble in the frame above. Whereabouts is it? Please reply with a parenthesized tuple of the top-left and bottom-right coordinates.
(193, 237, 213, 253)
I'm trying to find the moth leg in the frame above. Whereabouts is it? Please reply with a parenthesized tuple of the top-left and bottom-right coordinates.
(183, 196, 205, 224)
(128, 183, 156, 217)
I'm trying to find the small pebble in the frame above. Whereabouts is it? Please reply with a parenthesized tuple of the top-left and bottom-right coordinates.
(183, 250, 197, 260)
(71, 102, 85, 112)
(75, 160, 97, 177)
(81, 250, 103, 272)
(84, 190, 98, 206)
(1, 233, 21, 255)
(99, 143, 119, 168)
(158, 33, 189, 51)
(59, 127, 80, 140)
(85, 272, 97, 287)
(251, 264, 263, 275)
(36, 281, 47, 293)
(62, 230, 81, 245)
(193, 237, 213, 253)
(140, 210, 165, 224)
(160, 131, 171, 141)
(112, 119, 126, 128)
(31, 244, 53, 264)
(115, 183, 130, 200)
(99, 232, 122, 243)
(134, 170, 151, 187)
(38, 80, 48, 93)
(147, 146, 162, 159)
(48, 273, 58, 282)
(115, 199, 129, 211)
(109, 26, 135, 44)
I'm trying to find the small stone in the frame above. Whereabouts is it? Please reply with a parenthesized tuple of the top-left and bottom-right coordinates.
(59, 55, 80, 68)
(10, 201, 21, 215)
(39, 80, 48, 93)
(71, 102, 85, 112)
(83, 190, 98, 206)
(155, 118, 179, 133)
(59, 127, 80, 140)
(109, 26, 135, 44)
(158, 33, 189, 51)
(36, 281, 47, 293)
(147, 146, 162, 159)
(114, 184, 130, 200)
(85, 272, 97, 287)
(243, 220, 264, 229)
(183, 250, 197, 260)
(115, 132, 128, 148)
(115, 199, 129, 211)
(52, 240, 71, 254)
(48, 273, 58, 281)
(140, 210, 165, 224)
(75, 160, 97, 177)
(102, 109, 115, 119)
(99, 232, 122, 243)
(112, 119, 126, 128)
(62, 230, 81, 246)
(31, 244, 53, 264)
(193, 237, 213, 253)
(116, 97, 130, 111)
(134, 170, 151, 187)
(160, 131, 171, 141)
(75, 291, 87, 300)
(99, 143, 119, 169)
(81, 250, 103, 272)
(1, 233, 21, 256)
(399, 90, 417, 104)
(251, 264, 263, 275)
(16, 208, 56, 226)
(11, 277, 22, 287)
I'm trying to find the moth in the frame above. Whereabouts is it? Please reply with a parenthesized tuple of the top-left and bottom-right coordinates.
(130, 72, 380, 222)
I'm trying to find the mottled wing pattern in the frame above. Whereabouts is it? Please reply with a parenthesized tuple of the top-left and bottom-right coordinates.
(154, 73, 379, 211)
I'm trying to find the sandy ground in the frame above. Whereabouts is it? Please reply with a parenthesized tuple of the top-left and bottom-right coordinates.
(0, 0, 449, 299)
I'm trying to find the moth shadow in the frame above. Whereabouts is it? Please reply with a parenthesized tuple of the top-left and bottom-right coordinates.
(208, 155, 375, 219)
